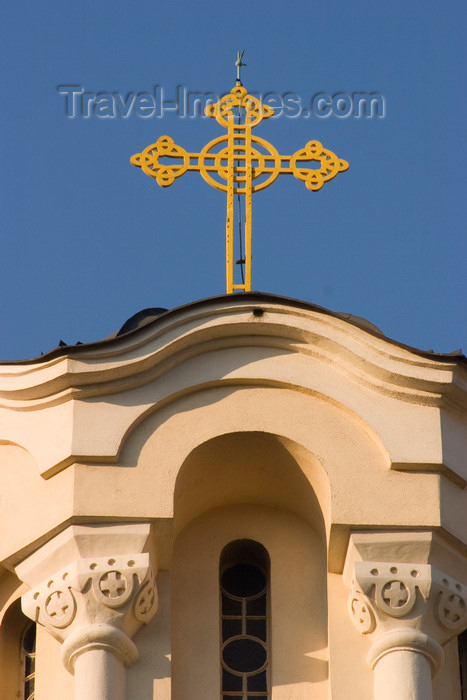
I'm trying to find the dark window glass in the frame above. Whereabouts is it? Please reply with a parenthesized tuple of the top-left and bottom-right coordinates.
(248, 670, 267, 691)
(460, 630, 467, 700)
(220, 540, 270, 699)
(246, 619, 267, 641)
(246, 595, 266, 616)
(223, 638, 267, 673)
(222, 618, 243, 639)
(22, 623, 36, 700)
(222, 564, 266, 598)
(222, 668, 243, 691)
(222, 595, 242, 616)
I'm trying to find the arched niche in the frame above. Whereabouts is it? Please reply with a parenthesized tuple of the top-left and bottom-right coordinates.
(173, 431, 328, 540)
(171, 432, 329, 700)
(107, 385, 388, 543)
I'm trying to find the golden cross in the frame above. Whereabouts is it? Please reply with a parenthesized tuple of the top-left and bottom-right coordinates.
(131, 84, 348, 293)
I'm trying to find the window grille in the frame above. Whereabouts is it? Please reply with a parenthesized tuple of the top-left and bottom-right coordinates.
(22, 623, 36, 700)
(220, 540, 270, 700)
(460, 630, 467, 700)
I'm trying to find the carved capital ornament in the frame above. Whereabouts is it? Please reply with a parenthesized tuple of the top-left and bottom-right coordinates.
(347, 561, 467, 676)
(22, 553, 158, 672)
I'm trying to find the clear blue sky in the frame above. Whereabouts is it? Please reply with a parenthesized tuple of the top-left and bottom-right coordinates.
(1, 1, 466, 360)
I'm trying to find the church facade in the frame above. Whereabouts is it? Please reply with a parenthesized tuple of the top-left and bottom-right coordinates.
(0, 292, 466, 699)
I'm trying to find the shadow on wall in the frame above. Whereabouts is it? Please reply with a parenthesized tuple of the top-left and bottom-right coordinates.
(173, 431, 328, 538)
(171, 432, 329, 699)
(127, 571, 172, 700)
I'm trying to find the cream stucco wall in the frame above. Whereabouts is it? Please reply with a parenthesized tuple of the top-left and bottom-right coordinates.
(0, 294, 465, 699)
(172, 504, 327, 700)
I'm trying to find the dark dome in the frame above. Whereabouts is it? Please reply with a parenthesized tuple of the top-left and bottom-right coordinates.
(116, 308, 168, 336)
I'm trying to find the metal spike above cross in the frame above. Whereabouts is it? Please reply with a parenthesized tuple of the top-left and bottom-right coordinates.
(131, 76, 348, 293)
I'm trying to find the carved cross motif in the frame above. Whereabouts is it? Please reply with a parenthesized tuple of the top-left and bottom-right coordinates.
(99, 571, 127, 599)
(21, 551, 158, 647)
(136, 586, 155, 615)
(350, 559, 467, 653)
(45, 591, 69, 619)
(382, 581, 409, 608)
(442, 594, 465, 623)
(349, 589, 376, 634)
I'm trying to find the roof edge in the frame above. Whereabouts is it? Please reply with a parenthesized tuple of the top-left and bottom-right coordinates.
(1, 292, 465, 367)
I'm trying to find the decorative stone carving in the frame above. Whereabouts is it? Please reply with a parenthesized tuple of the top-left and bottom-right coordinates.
(22, 552, 158, 672)
(347, 560, 467, 678)
(349, 562, 431, 625)
(348, 588, 376, 634)
(134, 568, 158, 623)
(433, 569, 467, 631)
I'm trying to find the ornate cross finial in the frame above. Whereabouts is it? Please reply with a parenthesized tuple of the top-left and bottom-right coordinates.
(131, 82, 349, 293)
(235, 50, 246, 86)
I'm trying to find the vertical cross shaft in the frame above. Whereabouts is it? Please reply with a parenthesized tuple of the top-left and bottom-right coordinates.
(228, 121, 253, 294)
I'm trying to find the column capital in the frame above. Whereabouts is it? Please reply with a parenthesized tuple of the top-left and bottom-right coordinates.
(347, 559, 466, 676)
(22, 553, 157, 666)
(17, 524, 158, 673)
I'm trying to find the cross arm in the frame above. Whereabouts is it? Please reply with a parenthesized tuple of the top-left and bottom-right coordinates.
(131, 135, 203, 187)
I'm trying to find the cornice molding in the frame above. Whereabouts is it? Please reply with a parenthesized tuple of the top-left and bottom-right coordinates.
(0, 300, 465, 412)
(1, 299, 465, 486)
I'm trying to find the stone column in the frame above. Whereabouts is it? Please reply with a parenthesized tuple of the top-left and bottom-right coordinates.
(17, 524, 158, 700)
(347, 560, 467, 700)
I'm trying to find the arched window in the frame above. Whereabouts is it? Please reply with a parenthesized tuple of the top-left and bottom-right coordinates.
(22, 622, 36, 700)
(460, 630, 467, 700)
(220, 540, 270, 700)
(0, 599, 37, 699)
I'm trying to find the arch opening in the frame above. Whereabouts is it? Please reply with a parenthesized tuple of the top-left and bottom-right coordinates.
(173, 431, 328, 541)
(171, 431, 329, 698)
